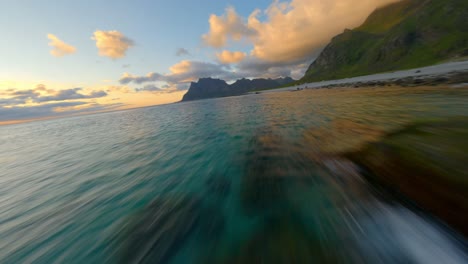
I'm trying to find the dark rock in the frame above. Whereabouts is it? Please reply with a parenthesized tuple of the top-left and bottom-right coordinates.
(181, 78, 230, 101)
(181, 77, 295, 102)
(348, 117, 468, 237)
(447, 72, 468, 84)
(433, 77, 449, 84)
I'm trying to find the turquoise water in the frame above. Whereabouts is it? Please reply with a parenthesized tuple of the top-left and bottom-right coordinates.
(0, 88, 467, 263)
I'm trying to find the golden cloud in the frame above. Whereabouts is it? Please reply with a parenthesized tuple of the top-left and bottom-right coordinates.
(216, 50, 247, 64)
(47, 34, 76, 57)
(202, 7, 256, 47)
(169, 60, 192, 74)
(204, 0, 397, 63)
(106, 85, 132, 93)
(92, 30, 134, 59)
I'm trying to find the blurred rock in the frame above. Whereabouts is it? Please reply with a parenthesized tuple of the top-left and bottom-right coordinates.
(241, 131, 316, 214)
(219, 216, 341, 263)
(348, 117, 468, 236)
(303, 119, 384, 156)
(206, 175, 231, 199)
(118, 195, 224, 263)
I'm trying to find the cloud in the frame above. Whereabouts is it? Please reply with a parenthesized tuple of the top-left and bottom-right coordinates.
(0, 85, 108, 106)
(106, 85, 132, 93)
(176, 48, 190, 56)
(135, 83, 189, 93)
(35, 88, 107, 102)
(135, 84, 163, 92)
(202, 6, 257, 47)
(235, 56, 310, 79)
(166, 83, 190, 91)
(0, 98, 26, 107)
(203, 0, 396, 63)
(118, 58, 302, 89)
(165, 60, 236, 83)
(92, 30, 134, 59)
(34, 84, 55, 93)
(216, 50, 247, 64)
(47, 34, 76, 57)
(120, 60, 236, 85)
(1, 102, 87, 120)
(119, 72, 163, 85)
(0, 101, 123, 123)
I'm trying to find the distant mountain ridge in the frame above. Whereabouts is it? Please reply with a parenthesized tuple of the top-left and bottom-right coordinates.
(181, 77, 294, 102)
(301, 0, 468, 82)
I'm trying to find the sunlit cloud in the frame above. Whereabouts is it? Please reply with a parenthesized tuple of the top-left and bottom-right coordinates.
(202, 6, 257, 47)
(203, 0, 397, 63)
(106, 85, 132, 93)
(216, 50, 247, 64)
(92, 30, 134, 59)
(47, 34, 76, 57)
(119, 60, 236, 86)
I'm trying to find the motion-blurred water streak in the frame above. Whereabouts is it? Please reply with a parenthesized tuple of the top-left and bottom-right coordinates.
(0, 87, 467, 263)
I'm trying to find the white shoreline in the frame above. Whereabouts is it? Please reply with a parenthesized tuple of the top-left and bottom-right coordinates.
(260, 60, 468, 93)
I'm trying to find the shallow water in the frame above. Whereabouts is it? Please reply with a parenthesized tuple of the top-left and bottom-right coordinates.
(0, 87, 467, 263)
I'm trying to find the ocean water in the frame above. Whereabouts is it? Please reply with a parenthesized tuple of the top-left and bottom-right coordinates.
(0, 87, 467, 263)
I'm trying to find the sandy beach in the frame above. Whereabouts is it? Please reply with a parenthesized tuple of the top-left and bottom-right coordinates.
(261, 60, 468, 93)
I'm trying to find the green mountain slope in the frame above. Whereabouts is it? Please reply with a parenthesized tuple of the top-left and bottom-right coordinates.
(301, 0, 468, 82)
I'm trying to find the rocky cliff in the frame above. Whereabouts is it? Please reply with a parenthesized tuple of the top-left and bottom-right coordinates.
(181, 77, 294, 102)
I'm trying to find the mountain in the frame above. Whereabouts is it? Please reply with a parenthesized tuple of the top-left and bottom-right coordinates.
(301, 0, 468, 82)
(181, 77, 294, 102)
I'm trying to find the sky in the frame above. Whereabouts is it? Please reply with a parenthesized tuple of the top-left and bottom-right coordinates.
(0, 0, 396, 124)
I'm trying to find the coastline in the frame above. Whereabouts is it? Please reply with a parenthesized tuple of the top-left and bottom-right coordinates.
(259, 60, 468, 94)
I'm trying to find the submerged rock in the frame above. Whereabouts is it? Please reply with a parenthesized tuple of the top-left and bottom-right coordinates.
(241, 133, 289, 214)
(348, 117, 468, 236)
(303, 119, 384, 156)
(117, 195, 224, 264)
(205, 175, 231, 199)
(241, 131, 316, 214)
(215, 215, 343, 264)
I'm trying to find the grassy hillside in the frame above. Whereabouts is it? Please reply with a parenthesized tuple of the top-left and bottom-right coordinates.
(301, 0, 468, 82)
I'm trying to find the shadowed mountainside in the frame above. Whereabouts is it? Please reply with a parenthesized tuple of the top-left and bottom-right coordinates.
(181, 77, 294, 102)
